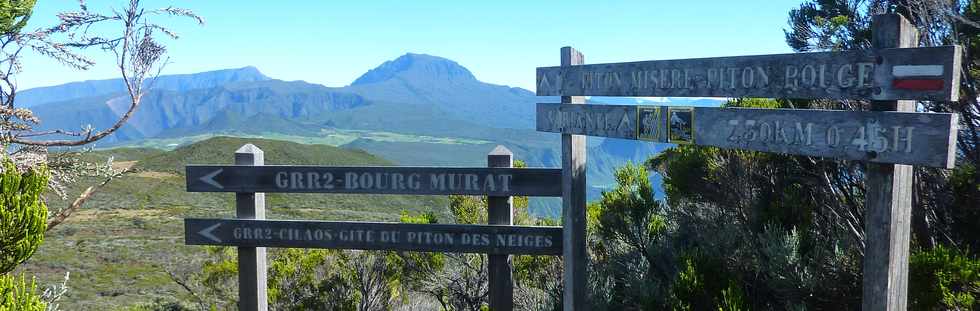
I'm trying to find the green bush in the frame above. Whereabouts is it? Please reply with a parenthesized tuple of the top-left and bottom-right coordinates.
(910, 245, 980, 310)
(0, 273, 45, 311)
(0, 159, 49, 274)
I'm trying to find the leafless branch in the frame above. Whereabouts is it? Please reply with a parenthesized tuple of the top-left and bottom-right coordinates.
(46, 166, 133, 232)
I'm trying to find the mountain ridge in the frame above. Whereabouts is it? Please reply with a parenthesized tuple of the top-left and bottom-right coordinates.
(19, 66, 271, 108)
(25, 53, 722, 216)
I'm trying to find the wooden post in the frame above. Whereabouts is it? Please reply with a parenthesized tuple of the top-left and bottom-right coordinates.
(560, 46, 589, 310)
(862, 14, 917, 311)
(488, 145, 514, 310)
(235, 144, 268, 311)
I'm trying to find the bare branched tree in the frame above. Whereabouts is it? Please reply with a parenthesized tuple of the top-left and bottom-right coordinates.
(1, 0, 202, 147)
(0, 0, 201, 228)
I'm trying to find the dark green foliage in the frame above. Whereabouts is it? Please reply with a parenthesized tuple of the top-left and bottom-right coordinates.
(784, 0, 871, 52)
(780, 2, 980, 310)
(910, 246, 980, 310)
(0, 0, 35, 36)
(948, 163, 980, 251)
(0, 273, 45, 311)
(671, 255, 746, 311)
(267, 249, 359, 310)
(784, 0, 980, 250)
(589, 163, 671, 309)
(0, 159, 48, 274)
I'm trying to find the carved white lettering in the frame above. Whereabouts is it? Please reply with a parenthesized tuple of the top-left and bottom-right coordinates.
(275, 172, 288, 188)
(857, 63, 874, 87)
(837, 64, 854, 88)
(785, 66, 799, 90)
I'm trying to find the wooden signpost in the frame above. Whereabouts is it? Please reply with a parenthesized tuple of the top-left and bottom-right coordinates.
(181, 13, 956, 311)
(232, 144, 266, 311)
(487, 146, 516, 308)
(540, 13, 959, 311)
(184, 145, 562, 311)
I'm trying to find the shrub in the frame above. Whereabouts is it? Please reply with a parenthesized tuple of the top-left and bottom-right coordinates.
(0, 158, 49, 274)
(910, 245, 980, 310)
(0, 273, 45, 311)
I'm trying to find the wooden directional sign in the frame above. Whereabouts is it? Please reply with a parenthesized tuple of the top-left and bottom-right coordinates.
(536, 46, 961, 101)
(537, 103, 958, 168)
(186, 166, 563, 197)
(185, 218, 563, 255)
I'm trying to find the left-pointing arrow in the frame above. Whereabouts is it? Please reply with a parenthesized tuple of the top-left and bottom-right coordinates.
(198, 223, 222, 243)
(200, 169, 223, 189)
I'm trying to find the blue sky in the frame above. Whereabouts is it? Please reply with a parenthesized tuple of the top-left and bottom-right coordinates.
(19, 0, 803, 91)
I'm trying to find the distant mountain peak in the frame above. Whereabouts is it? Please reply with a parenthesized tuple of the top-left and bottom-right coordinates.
(221, 66, 268, 79)
(351, 53, 476, 86)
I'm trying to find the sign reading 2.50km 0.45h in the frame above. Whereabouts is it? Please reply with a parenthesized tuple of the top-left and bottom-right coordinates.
(536, 103, 958, 168)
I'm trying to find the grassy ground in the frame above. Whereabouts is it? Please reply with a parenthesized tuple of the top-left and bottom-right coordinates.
(103, 128, 491, 151)
(16, 137, 450, 310)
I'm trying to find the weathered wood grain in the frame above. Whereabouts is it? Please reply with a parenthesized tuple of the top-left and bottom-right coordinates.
(862, 14, 916, 311)
(560, 46, 590, 310)
(487, 146, 515, 311)
(536, 103, 958, 168)
(184, 218, 563, 255)
(233, 144, 267, 311)
(536, 45, 961, 101)
(185, 166, 563, 197)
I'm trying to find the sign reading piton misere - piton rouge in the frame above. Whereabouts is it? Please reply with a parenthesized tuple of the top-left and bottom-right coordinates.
(186, 166, 563, 197)
(536, 46, 961, 101)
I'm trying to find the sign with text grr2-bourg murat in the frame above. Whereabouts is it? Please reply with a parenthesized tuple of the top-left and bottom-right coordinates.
(184, 145, 562, 311)
(536, 46, 961, 101)
(186, 165, 563, 196)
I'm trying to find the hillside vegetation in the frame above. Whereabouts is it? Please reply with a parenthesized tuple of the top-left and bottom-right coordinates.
(18, 136, 450, 309)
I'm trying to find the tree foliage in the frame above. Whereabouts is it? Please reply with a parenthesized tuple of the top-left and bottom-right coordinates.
(0, 0, 35, 35)
(578, 2, 980, 309)
(0, 158, 47, 274)
(409, 160, 564, 311)
(0, 273, 45, 311)
(909, 245, 980, 309)
(785, 0, 980, 252)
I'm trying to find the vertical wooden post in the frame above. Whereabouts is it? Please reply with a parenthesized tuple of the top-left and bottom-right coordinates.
(488, 145, 515, 311)
(235, 144, 268, 311)
(862, 14, 917, 311)
(560, 46, 589, 310)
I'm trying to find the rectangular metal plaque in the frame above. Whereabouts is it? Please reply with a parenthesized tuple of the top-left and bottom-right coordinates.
(536, 103, 958, 168)
(184, 218, 563, 255)
(186, 166, 562, 197)
(536, 46, 962, 101)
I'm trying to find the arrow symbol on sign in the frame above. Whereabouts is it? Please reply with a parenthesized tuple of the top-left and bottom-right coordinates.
(200, 169, 223, 189)
(198, 223, 222, 243)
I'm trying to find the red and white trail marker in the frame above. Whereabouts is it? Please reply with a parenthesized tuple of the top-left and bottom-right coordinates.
(892, 65, 946, 91)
